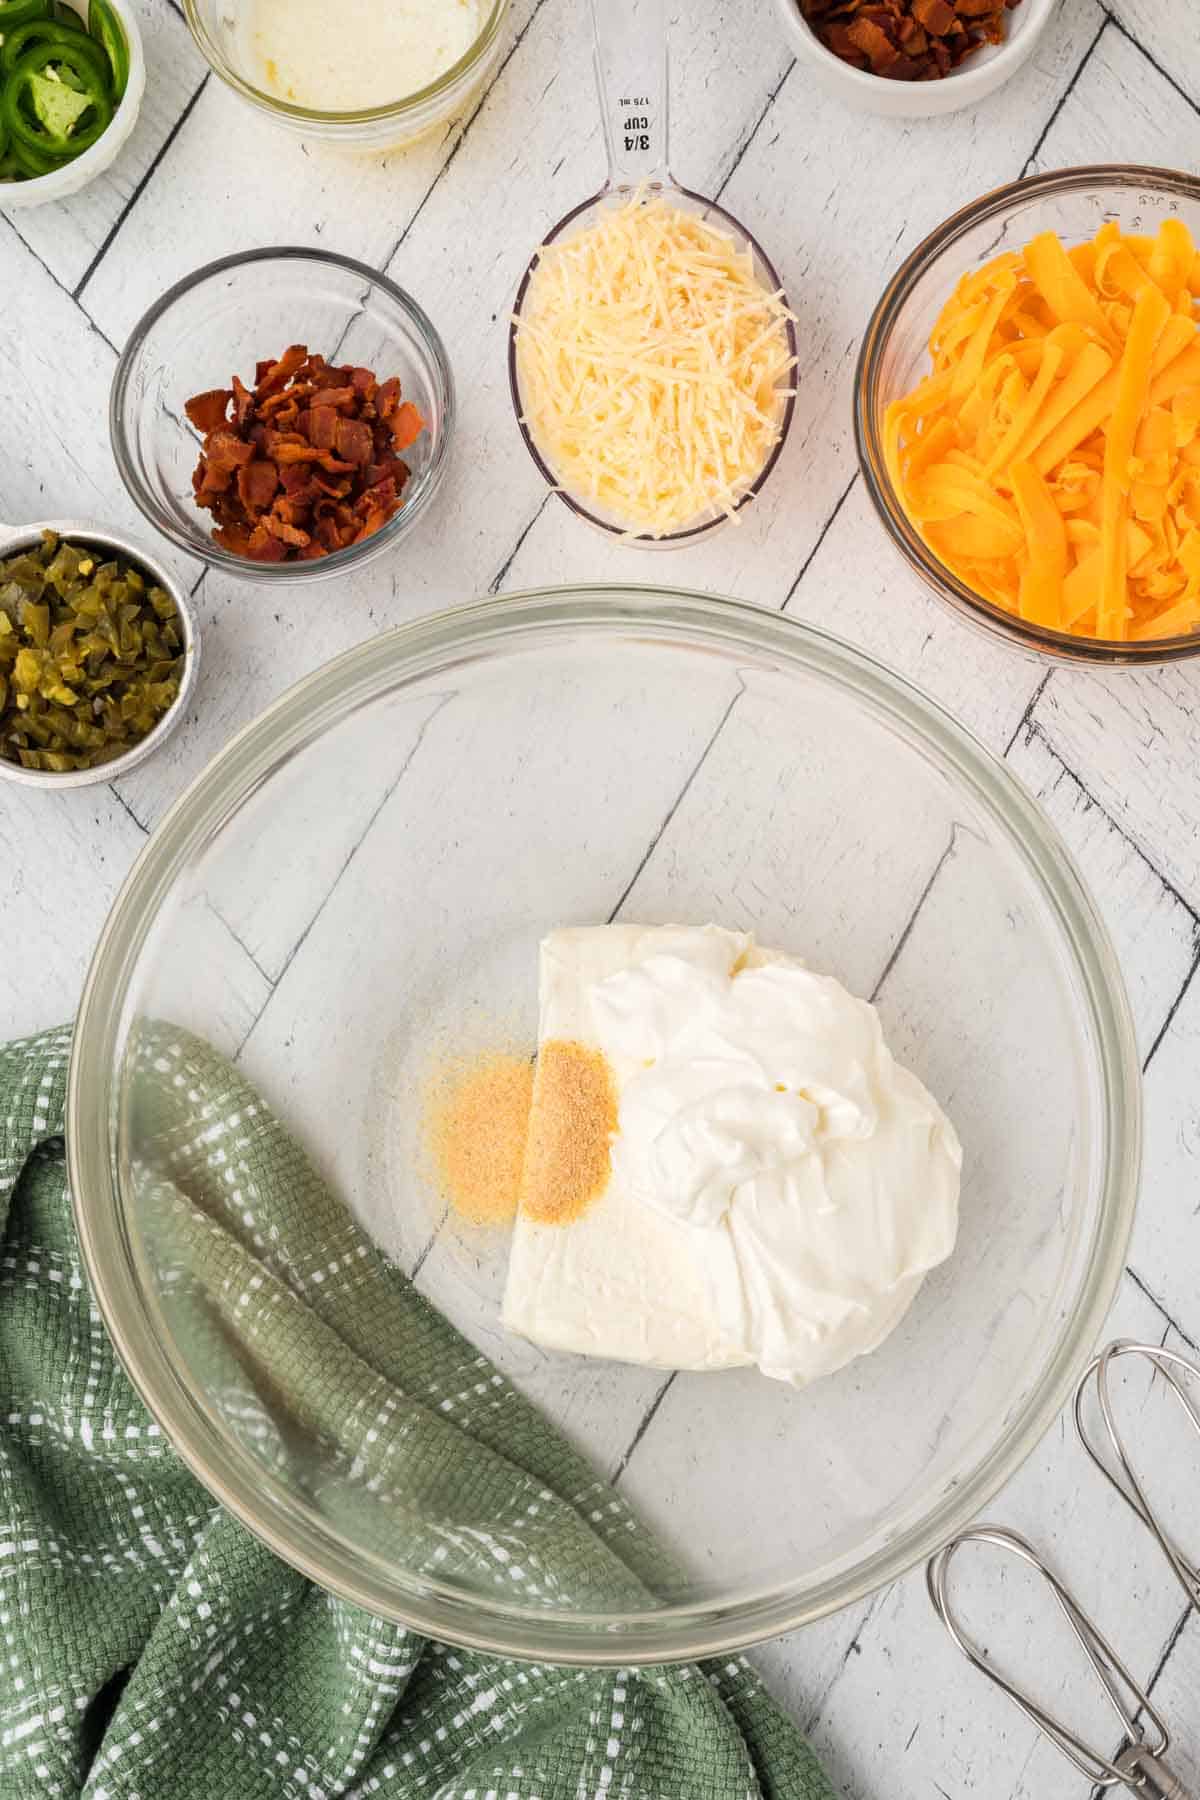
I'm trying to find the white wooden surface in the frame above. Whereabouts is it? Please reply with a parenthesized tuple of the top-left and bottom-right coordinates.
(3, 1, 1200, 1793)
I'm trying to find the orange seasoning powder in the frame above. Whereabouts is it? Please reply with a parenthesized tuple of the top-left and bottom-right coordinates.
(424, 1038, 618, 1230)
(426, 1053, 534, 1228)
(518, 1039, 617, 1227)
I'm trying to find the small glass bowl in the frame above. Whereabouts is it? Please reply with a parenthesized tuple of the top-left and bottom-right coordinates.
(184, 0, 508, 151)
(111, 248, 454, 587)
(855, 165, 1200, 666)
(508, 191, 798, 548)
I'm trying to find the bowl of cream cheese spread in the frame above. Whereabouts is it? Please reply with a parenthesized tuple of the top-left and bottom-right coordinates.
(70, 585, 1139, 1663)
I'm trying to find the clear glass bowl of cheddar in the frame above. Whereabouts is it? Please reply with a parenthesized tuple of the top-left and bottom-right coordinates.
(856, 165, 1200, 665)
(69, 588, 1139, 1662)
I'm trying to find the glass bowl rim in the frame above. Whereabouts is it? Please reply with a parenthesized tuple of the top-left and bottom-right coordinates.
(182, 0, 508, 125)
(855, 163, 1200, 666)
(507, 187, 799, 545)
(68, 584, 1141, 1663)
(109, 245, 456, 586)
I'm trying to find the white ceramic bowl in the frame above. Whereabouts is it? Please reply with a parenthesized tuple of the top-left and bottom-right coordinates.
(773, 0, 1057, 117)
(0, 0, 144, 209)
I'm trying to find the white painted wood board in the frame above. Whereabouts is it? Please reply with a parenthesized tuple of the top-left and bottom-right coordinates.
(3, 0, 1200, 1793)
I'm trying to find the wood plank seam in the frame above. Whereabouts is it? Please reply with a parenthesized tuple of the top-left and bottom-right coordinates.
(713, 51, 798, 203)
(781, 471, 859, 612)
(490, 496, 551, 593)
(74, 73, 212, 303)
(1141, 934, 1200, 1074)
(1011, 720, 1200, 1068)
(0, 217, 118, 357)
(802, 1583, 892, 1734)
(605, 681, 747, 924)
(1086, 1604, 1196, 1800)
(1017, 721, 1200, 944)
(365, 0, 557, 275)
(228, 691, 456, 1058)
(1124, 1267, 1200, 1358)
(107, 786, 150, 838)
(1002, 672, 1051, 759)
(1103, 9, 1200, 126)
(1021, 11, 1110, 175)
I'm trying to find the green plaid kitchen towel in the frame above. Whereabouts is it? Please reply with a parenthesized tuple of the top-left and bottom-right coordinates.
(0, 1025, 835, 1800)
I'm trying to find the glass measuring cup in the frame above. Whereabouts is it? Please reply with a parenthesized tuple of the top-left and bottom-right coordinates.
(508, 0, 798, 547)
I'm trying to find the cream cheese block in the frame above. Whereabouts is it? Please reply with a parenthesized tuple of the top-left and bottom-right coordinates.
(501, 925, 963, 1389)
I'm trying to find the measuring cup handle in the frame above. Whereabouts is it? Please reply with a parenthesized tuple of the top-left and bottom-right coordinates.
(589, 0, 671, 192)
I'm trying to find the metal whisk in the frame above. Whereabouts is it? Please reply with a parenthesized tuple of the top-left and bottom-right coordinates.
(927, 1340, 1200, 1800)
(1075, 1340, 1200, 1616)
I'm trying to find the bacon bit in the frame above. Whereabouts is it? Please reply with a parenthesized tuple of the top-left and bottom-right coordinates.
(259, 386, 311, 418)
(352, 480, 396, 523)
(279, 465, 322, 504)
(313, 470, 353, 499)
(334, 417, 373, 466)
(912, 0, 958, 30)
(313, 511, 344, 551)
(188, 347, 427, 564)
(364, 457, 408, 489)
(272, 494, 311, 529)
(355, 508, 391, 543)
(232, 376, 255, 428)
(197, 464, 231, 497)
(306, 386, 358, 410)
(213, 523, 252, 556)
(204, 431, 256, 472)
(270, 440, 323, 465)
(798, 0, 1021, 78)
(263, 511, 311, 548)
(255, 344, 308, 400)
(237, 460, 279, 513)
(390, 401, 426, 451)
(305, 407, 339, 451)
(245, 525, 290, 563)
(185, 388, 232, 433)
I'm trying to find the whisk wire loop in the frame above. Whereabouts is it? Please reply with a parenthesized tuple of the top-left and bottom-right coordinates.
(1075, 1339, 1200, 1615)
(926, 1339, 1200, 1800)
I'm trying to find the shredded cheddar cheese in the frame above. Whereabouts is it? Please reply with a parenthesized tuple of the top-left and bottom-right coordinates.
(514, 194, 797, 538)
(884, 219, 1200, 642)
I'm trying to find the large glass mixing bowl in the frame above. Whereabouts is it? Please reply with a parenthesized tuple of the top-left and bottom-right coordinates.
(68, 588, 1140, 1663)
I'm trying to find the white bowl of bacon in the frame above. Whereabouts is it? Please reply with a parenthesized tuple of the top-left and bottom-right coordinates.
(774, 0, 1058, 116)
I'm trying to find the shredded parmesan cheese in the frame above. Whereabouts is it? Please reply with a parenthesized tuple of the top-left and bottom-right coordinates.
(514, 193, 797, 538)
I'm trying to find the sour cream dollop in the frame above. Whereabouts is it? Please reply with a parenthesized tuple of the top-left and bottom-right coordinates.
(590, 932, 963, 1386)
